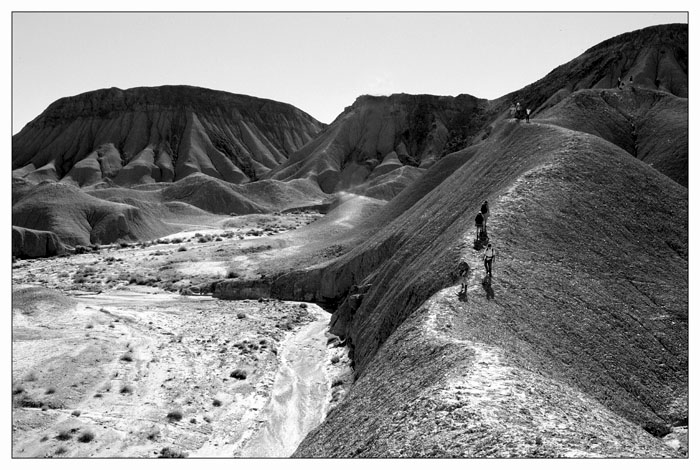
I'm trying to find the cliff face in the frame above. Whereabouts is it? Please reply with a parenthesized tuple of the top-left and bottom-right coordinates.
(12, 86, 325, 186)
(266, 93, 487, 193)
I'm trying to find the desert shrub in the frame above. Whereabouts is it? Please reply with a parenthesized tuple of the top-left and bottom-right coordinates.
(120, 353, 133, 362)
(119, 242, 130, 249)
(54, 446, 68, 455)
(226, 269, 240, 279)
(56, 429, 72, 441)
(212, 398, 222, 407)
(166, 410, 183, 422)
(170, 238, 183, 244)
(159, 447, 187, 458)
(85, 324, 94, 329)
(13, 384, 25, 395)
(189, 418, 197, 424)
(177, 246, 187, 252)
(45, 386, 56, 395)
(77, 430, 95, 443)
(24, 372, 37, 382)
(71, 410, 81, 417)
(40, 435, 49, 442)
(331, 356, 340, 364)
(230, 369, 247, 380)
(237, 312, 246, 319)
(120, 385, 134, 394)
(332, 378, 344, 387)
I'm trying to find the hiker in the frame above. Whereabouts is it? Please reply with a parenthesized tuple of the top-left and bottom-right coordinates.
(483, 242, 495, 277)
(458, 260, 470, 295)
(617, 76, 622, 89)
(515, 102, 523, 120)
(525, 108, 531, 123)
(480, 201, 489, 232)
(475, 211, 484, 240)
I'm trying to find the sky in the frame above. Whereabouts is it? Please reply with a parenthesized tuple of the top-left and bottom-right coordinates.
(11, 9, 688, 133)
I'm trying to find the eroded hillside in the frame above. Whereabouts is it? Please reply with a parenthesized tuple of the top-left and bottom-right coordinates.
(12, 86, 324, 186)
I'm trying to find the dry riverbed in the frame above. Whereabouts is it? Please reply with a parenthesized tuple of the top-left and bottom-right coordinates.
(11, 213, 352, 458)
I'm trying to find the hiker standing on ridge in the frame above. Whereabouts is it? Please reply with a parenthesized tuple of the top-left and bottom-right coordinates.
(483, 243, 495, 277)
(515, 102, 523, 120)
(475, 211, 484, 240)
(458, 260, 470, 296)
(525, 108, 531, 123)
(617, 76, 622, 89)
(480, 201, 489, 232)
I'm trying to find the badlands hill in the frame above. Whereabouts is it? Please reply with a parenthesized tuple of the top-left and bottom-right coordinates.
(265, 93, 487, 195)
(12, 85, 324, 186)
(12, 23, 688, 457)
(289, 112, 687, 458)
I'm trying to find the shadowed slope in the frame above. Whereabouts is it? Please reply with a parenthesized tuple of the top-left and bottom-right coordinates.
(12, 86, 324, 186)
(288, 120, 686, 455)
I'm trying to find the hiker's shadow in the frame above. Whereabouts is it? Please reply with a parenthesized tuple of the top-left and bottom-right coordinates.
(482, 276, 495, 300)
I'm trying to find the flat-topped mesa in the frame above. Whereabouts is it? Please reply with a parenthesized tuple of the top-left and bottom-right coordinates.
(12, 85, 325, 187)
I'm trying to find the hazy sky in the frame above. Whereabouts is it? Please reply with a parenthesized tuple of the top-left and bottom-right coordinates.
(11, 11, 688, 133)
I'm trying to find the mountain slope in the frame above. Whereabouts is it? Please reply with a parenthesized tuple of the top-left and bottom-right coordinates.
(265, 93, 488, 193)
(284, 119, 686, 456)
(536, 87, 687, 186)
(12, 86, 324, 186)
(12, 182, 171, 246)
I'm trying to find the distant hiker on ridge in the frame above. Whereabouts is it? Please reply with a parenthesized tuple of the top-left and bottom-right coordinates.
(617, 76, 622, 89)
(515, 102, 523, 120)
(475, 211, 485, 240)
(480, 201, 489, 232)
(525, 108, 531, 123)
(483, 242, 495, 277)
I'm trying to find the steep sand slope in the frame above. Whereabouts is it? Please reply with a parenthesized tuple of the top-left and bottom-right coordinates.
(12, 86, 324, 186)
(287, 119, 686, 455)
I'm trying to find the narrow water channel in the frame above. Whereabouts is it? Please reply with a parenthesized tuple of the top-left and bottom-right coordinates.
(240, 305, 332, 457)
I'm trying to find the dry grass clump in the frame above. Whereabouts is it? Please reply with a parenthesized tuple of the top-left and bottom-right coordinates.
(77, 430, 95, 443)
(166, 410, 183, 422)
(158, 447, 187, 458)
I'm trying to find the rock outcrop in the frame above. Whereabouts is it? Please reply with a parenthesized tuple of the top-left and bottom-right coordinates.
(12, 85, 325, 186)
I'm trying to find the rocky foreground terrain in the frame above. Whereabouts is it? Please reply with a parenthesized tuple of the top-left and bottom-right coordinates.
(12, 213, 352, 458)
(12, 23, 688, 458)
